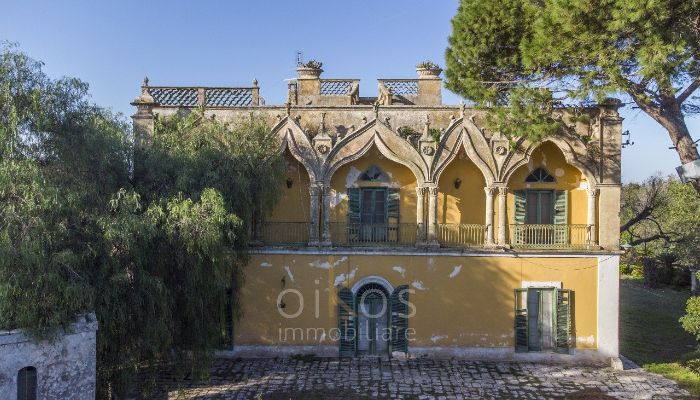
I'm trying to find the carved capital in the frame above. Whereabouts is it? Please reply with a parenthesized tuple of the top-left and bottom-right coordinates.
(428, 187, 439, 196)
(484, 187, 497, 197)
(587, 188, 600, 198)
(498, 186, 508, 197)
(415, 187, 427, 197)
(308, 185, 321, 196)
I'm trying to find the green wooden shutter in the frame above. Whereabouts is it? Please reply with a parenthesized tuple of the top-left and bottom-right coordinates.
(513, 191, 527, 245)
(387, 188, 400, 242)
(338, 287, 356, 356)
(390, 285, 409, 354)
(347, 188, 360, 242)
(514, 190, 526, 224)
(514, 288, 528, 352)
(553, 190, 568, 224)
(555, 288, 572, 353)
(553, 190, 568, 244)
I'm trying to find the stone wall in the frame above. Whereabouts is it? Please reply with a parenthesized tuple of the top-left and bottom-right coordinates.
(0, 314, 97, 400)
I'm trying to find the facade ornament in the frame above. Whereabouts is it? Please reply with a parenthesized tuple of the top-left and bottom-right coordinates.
(317, 144, 330, 154)
(385, 116, 391, 126)
(132, 76, 155, 105)
(285, 102, 291, 116)
(362, 116, 368, 124)
(495, 145, 507, 155)
(459, 100, 465, 118)
(373, 102, 380, 118)
(422, 146, 435, 156)
(320, 112, 327, 134)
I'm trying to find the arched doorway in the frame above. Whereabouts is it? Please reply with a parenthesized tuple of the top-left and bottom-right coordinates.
(356, 282, 390, 355)
(337, 276, 409, 357)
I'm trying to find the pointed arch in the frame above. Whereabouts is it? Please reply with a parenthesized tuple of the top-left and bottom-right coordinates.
(270, 117, 321, 183)
(500, 135, 599, 186)
(322, 119, 428, 185)
(431, 118, 497, 186)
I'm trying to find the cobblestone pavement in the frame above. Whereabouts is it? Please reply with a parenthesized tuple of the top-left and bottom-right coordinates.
(151, 358, 692, 400)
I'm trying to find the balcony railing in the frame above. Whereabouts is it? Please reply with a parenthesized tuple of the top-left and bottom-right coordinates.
(260, 222, 310, 245)
(509, 224, 590, 249)
(257, 222, 595, 250)
(437, 224, 484, 247)
(330, 223, 417, 246)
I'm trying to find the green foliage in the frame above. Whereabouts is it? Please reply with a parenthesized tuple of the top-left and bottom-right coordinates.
(0, 43, 284, 397)
(299, 59, 322, 69)
(622, 176, 700, 271)
(416, 61, 441, 70)
(445, 0, 700, 144)
(681, 296, 700, 342)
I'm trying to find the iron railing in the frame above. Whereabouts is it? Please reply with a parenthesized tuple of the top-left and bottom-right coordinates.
(260, 222, 310, 245)
(437, 224, 485, 247)
(258, 221, 594, 249)
(509, 224, 590, 249)
(330, 223, 417, 246)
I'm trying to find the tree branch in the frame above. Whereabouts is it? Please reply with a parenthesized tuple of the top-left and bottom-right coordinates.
(677, 77, 700, 104)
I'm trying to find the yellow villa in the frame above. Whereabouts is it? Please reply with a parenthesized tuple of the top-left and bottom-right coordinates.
(132, 61, 622, 365)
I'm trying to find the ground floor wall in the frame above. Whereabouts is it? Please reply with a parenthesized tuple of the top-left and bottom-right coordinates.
(0, 314, 97, 400)
(233, 252, 619, 362)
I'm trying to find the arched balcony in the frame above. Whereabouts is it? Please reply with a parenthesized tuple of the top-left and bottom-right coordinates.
(257, 118, 601, 251)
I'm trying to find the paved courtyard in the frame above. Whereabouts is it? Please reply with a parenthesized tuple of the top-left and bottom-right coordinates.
(152, 357, 691, 400)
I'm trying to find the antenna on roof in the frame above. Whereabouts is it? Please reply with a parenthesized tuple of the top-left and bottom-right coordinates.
(296, 51, 303, 67)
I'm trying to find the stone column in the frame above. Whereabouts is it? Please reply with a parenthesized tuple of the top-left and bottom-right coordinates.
(587, 187, 600, 247)
(308, 185, 321, 246)
(484, 187, 496, 247)
(427, 186, 439, 246)
(321, 184, 332, 246)
(497, 186, 508, 246)
(415, 186, 427, 244)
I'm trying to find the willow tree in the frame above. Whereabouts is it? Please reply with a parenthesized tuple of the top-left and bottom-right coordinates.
(445, 0, 700, 193)
(0, 43, 285, 397)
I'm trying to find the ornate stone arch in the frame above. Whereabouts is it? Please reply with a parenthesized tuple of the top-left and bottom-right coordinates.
(321, 119, 428, 185)
(351, 275, 394, 294)
(270, 117, 321, 183)
(431, 118, 497, 186)
(500, 135, 600, 187)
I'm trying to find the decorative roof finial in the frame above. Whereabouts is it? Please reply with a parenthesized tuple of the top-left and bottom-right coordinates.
(142, 76, 149, 87)
(252, 78, 258, 87)
(459, 100, 465, 118)
(373, 102, 379, 118)
(285, 102, 291, 116)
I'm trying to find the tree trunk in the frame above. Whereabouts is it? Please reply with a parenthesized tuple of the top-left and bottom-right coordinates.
(649, 102, 700, 195)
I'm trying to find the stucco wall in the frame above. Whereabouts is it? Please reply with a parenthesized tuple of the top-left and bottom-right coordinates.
(436, 152, 486, 224)
(0, 314, 97, 400)
(236, 253, 599, 351)
(267, 150, 312, 223)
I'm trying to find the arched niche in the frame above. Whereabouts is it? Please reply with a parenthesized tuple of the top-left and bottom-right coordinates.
(506, 142, 590, 225)
(328, 144, 417, 224)
(436, 148, 486, 225)
(266, 149, 311, 223)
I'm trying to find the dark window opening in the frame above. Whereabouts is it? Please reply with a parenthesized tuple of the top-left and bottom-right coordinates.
(525, 168, 555, 183)
(17, 366, 37, 400)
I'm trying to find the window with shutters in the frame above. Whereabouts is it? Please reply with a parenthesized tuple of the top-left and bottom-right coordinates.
(17, 366, 37, 400)
(514, 288, 572, 353)
(513, 190, 568, 246)
(346, 166, 400, 244)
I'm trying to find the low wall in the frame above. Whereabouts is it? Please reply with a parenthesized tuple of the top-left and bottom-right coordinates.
(0, 314, 98, 400)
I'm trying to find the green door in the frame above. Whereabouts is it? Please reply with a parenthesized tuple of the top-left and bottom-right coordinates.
(360, 188, 387, 242)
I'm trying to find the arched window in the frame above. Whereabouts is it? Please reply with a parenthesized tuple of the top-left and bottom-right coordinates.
(359, 165, 389, 182)
(525, 168, 555, 183)
(17, 366, 37, 400)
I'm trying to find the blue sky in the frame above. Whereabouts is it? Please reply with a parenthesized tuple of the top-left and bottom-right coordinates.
(2, 0, 697, 183)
